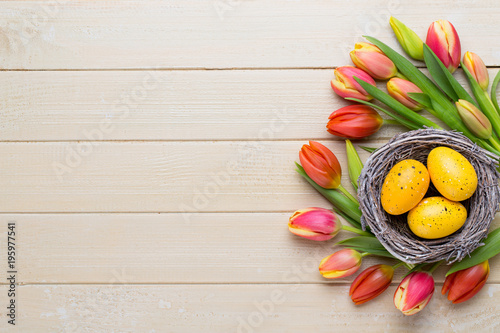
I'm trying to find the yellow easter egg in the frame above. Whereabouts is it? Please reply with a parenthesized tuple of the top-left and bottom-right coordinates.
(427, 147, 477, 201)
(381, 159, 430, 215)
(408, 196, 467, 239)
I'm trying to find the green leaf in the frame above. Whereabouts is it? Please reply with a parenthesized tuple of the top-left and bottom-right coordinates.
(354, 78, 442, 129)
(337, 236, 385, 249)
(407, 92, 433, 109)
(346, 98, 420, 130)
(365, 36, 454, 110)
(423, 44, 459, 101)
(345, 140, 363, 191)
(295, 163, 362, 225)
(446, 228, 500, 276)
(491, 71, 500, 114)
(333, 208, 362, 229)
(337, 236, 395, 258)
(423, 44, 478, 107)
(345, 247, 396, 259)
(360, 146, 377, 153)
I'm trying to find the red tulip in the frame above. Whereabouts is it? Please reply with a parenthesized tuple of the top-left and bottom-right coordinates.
(350, 42, 397, 80)
(319, 249, 362, 279)
(331, 66, 376, 101)
(394, 271, 434, 315)
(350, 264, 394, 305)
(327, 105, 383, 139)
(299, 141, 342, 189)
(288, 207, 342, 241)
(426, 20, 461, 73)
(442, 260, 490, 304)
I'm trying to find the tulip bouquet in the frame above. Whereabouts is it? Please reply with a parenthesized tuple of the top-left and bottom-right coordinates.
(288, 17, 500, 315)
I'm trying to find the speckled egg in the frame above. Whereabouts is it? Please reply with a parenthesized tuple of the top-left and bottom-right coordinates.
(408, 196, 467, 239)
(381, 159, 430, 215)
(427, 147, 477, 201)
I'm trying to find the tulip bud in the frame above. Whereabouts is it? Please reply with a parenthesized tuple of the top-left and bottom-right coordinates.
(456, 99, 492, 139)
(426, 20, 461, 73)
(349, 264, 394, 305)
(331, 66, 376, 101)
(319, 249, 362, 279)
(394, 271, 435, 316)
(442, 260, 490, 304)
(299, 141, 342, 189)
(463, 52, 489, 91)
(387, 78, 424, 111)
(288, 207, 342, 241)
(345, 140, 363, 190)
(327, 105, 383, 139)
(350, 42, 398, 80)
(390, 17, 424, 61)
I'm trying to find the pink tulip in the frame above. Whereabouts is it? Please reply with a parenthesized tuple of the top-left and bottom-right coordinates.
(426, 20, 461, 73)
(350, 42, 398, 80)
(319, 249, 362, 279)
(331, 66, 376, 101)
(288, 207, 342, 241)
(394, 271, 435, 315)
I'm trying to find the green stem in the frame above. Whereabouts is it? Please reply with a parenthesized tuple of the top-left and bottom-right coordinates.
(491, 70, 500, 115)
(404, 263, 415, 270)
(360, 252, 370, 258)
(341, 225, 372, 237)
(427, 261, 442, 274)
(392, 261, 405, 270)
(488, 136, 500, 151)
(337, 184, 359, 205)
(383, 119, 404, 126)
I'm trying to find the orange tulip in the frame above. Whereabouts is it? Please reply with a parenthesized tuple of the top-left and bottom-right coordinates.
(442, 260, 490, 304)
(387, 78, 424, 111)
(463, 52, 489, 91)
(299, 141, 341, 189)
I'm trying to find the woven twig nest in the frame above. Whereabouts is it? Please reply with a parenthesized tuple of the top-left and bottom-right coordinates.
(358, 128, 500, 264)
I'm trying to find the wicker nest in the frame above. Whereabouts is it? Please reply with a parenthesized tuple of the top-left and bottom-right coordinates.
(357, 128, 500, 264)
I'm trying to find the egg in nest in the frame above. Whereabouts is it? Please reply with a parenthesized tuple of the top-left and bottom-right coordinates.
(381, 159, 430, 215)
(408, 196, 467, 239)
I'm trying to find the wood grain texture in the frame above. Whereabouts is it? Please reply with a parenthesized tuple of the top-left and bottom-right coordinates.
(0, 213, 499, 284)
(1, 68, 475, 141)
(1, 284, 499, 332)
(1, 1, 500, 69)
(0, 140, 376, 212)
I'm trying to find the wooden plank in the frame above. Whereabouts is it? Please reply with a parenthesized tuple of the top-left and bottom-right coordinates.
(0, 68, 471, 142)
(0, 140, 374, 213)
(1, 283, 499, 331)
(1, 1, 500, 69)
(0, 213, 498, 284)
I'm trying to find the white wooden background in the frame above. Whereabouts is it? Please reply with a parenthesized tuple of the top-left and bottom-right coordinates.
(1, 1, 500, 332)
